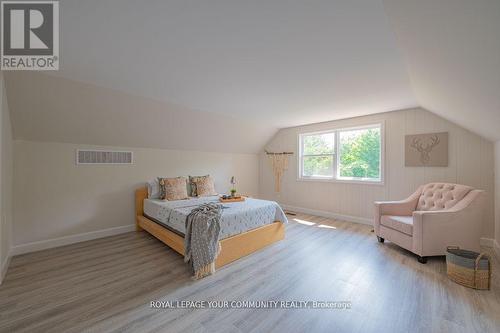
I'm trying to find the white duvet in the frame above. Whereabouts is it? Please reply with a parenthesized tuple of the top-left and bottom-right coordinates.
(143, 196, 287, 239)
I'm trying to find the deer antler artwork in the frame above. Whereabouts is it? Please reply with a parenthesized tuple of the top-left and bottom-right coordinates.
(410, 134, 440, 165)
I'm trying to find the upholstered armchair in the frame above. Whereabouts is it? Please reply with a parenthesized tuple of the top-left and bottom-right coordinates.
(374, 183, 485, 263)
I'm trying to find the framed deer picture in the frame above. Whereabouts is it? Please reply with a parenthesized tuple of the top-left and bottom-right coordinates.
(405, 132, 448, 167)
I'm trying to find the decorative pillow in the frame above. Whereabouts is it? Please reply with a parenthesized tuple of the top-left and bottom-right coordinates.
(158, 177, 188, 201)
(194, 176, 217, 197)
(189, 175, 210, 197)
(147, 179, 161, 199)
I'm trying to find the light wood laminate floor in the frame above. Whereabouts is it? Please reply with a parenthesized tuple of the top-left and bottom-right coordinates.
(1, 213, 499, 333)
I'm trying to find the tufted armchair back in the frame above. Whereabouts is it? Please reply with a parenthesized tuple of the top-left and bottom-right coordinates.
(416, 183, 473, 211)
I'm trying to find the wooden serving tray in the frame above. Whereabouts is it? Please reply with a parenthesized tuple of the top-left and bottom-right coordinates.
(219, 196, 245, 203)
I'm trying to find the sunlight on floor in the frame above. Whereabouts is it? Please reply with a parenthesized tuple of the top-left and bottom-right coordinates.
(293, 218, 316, 226)
(292, 218, 336, 229)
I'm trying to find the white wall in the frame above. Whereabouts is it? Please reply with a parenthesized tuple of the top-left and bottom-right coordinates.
(0, 72, 14, 283)
(13, 141, 259, 247)
(495, 142, 500, 255)
(260, 107, 495, 238)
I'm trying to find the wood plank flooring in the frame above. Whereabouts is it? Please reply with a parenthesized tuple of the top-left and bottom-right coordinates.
(1, 214, 499, 333)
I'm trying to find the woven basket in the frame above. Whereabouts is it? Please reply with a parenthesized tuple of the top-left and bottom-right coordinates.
(446, 246, 491, 290)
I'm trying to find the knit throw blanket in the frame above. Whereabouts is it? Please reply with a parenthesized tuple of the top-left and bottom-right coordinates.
(184, 203, 223, 279)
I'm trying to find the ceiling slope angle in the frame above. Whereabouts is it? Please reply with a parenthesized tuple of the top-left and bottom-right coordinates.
(383, 0, 500, 141)
(41, 0, 415, 126)
(5, 72, 277, 154)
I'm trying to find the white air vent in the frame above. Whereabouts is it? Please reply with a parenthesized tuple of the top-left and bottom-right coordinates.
(76, 150, 133, 165)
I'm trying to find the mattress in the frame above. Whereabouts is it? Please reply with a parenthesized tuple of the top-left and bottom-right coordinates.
(143, 196, 287, 240)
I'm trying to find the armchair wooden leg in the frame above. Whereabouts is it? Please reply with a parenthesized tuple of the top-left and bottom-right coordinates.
(417, 256, 427, 264)
(377, 236, 384, 243)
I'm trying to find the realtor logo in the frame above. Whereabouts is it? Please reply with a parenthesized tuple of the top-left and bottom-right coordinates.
(1, 0, 59, 70)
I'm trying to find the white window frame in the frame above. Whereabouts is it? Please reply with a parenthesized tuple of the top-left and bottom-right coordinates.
(299, 129, 337, 180)
(298, 123, 384, 185)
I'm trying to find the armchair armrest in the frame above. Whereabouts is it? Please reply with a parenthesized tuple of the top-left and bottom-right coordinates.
(375, 186, 422, 216)
(373, 186, 422, 233)
(412, 190, 485, 256)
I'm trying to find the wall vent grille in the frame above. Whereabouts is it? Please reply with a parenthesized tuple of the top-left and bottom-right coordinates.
(76, 150, 133, 165)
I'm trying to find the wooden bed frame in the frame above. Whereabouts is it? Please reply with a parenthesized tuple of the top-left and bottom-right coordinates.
(135, 187, 285, 268)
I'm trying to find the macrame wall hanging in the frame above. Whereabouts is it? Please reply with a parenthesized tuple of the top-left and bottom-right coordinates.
(265, 150, 293, 193)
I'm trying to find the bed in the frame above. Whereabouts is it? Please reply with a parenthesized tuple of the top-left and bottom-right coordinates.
(135, 187, 287, 268)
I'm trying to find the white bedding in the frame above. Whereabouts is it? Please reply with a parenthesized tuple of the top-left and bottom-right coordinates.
(143, 196, 287, 239)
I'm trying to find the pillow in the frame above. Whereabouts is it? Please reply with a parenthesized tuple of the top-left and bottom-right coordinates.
(146, 179, 161, 199)
(188, 175, 210, 197)
(193, 176, 217, 197)
(158, 177, 188, 201)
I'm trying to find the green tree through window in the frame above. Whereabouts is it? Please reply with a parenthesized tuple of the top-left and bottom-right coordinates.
(302, 133, 334, 177)
(300, 125, 381, 181)
(339, 128, 380, 179)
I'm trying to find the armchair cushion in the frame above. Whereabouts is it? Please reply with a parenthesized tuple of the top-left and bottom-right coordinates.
(416, 183, 472, 211)
(381, 215, 413, 236)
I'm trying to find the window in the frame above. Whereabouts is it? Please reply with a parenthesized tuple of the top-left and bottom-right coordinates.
(299, 124, 382, 183)
(300, 132, 335, 178)
(338, 126, 381, 181)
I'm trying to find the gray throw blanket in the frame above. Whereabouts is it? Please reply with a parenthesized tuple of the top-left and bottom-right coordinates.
(184, 203, 223, 279)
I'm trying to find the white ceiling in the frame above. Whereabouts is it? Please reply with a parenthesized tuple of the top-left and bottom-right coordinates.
(5, 0, 500, 152)
(50, 0, 416, 126)
(383, 0, 500, 141)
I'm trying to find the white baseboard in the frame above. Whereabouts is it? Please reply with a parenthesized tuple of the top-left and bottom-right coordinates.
(0, 251, 12, 285)
(11, 224, 136, 256)
(281, 204, 372, 226)
(480, 237, 495, 247)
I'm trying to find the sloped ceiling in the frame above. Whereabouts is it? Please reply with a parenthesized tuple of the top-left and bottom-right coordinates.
(5, 72, 276, 153)
(383, 0, 500, 141)
(5, 0, 500, 153)
(5, 0, 417, 153)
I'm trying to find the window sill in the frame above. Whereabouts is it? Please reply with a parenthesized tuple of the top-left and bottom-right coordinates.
(297, 177, 384, 186)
